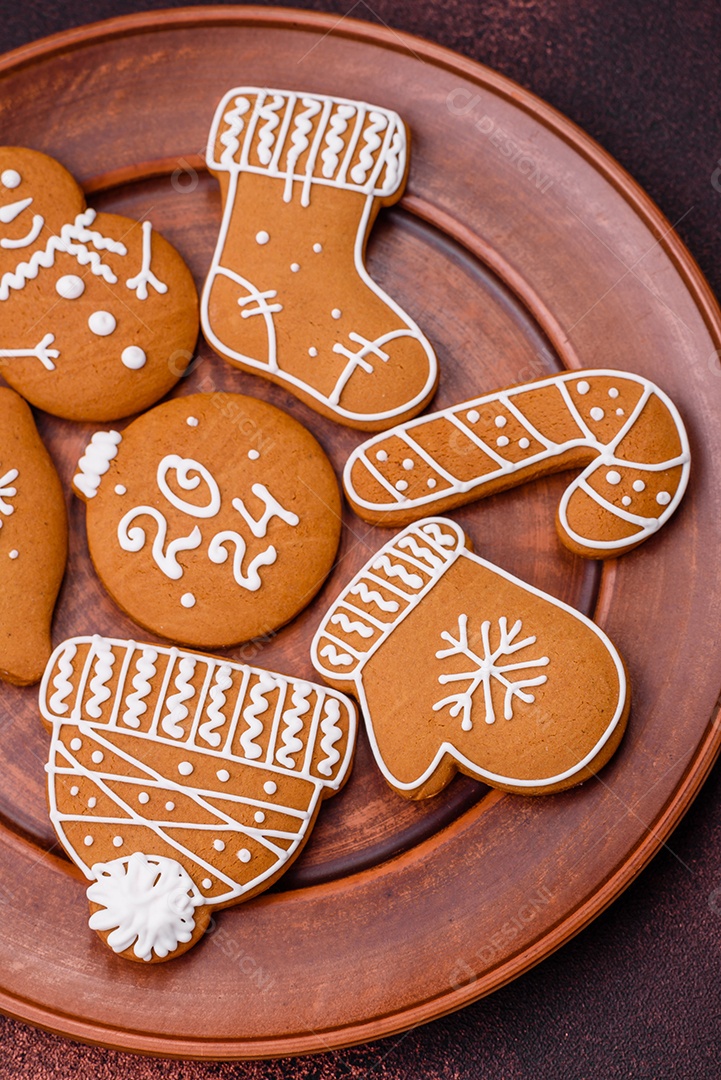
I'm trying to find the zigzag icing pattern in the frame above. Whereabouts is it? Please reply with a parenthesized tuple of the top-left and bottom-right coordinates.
(48, 642, 77, 715)
(321, 104, 356, 178)
(351, 111, 388, 184)
(317, 698, 343, 777)
(240, 673, 275, 759)
(86, 638, 116, 719)
(349, 582, 399, 612)
(283, 97, 322, 202)
(161, 656, 196, 739)
(256, 94, 285, 164)
(122, 648, 158, 729)
(219, 96, 250, 165)
(198, 664, 233, 747)
(331, 613, 375, 638)
(372, 555, 423, 589)
(275, 682, 311, 768)
(73, 430, 122, 499)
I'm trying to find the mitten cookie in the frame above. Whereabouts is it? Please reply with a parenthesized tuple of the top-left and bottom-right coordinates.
(311, 518, 629, 798)
(0, 387, 66, 685)
(343, 369, 690, 557)
(72, 393, 341, 649)
(0, 147, 198, 421)
(40, 635, 355, 962)
(202, 88, 438, 430)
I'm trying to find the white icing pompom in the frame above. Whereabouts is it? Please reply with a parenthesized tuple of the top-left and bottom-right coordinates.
(121, 346, 146, 370)
(56, 274, 85, 300)
(1, 169, 20, 189)
(88, 310, 116, 337)
(87, 853, 202, 962)
(255, 230, 270, 245)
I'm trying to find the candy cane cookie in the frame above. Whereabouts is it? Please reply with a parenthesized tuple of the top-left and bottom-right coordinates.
(343, 370, 690, 557)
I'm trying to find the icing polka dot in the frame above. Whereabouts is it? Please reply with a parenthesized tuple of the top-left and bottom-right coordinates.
(466, 410, 480, 424)
(70, 786, 79, 797)
(238, 848, 252, 863)
(264, 780, 277, 795)
(616, 408, 625, 417)
(91, 751, 104, 764)
(254, 811, 265, 823)
(308, 347, 318, 357)
(186, 416, 199, 427)
(88, 310, 116, 337)
(84, 835, 93, 847)
(402, 458, 414, 470)
(606, 470, 622, 485)
(178, 761, 194, 776)
(138, 792, 150, 805)
(181, 592, 196, 609)
(202, 878, 212, 890)
(497, 436, 510, 447)
(395, 479, 408, 491)
(313, 243, 322, 253)
(121, 345, 146, 370)
(290, 263, 300, 272)
(656, 491, 671, 505)
(590, 407, 605, 421)
(165, 801, 175, 811)
(88, 797, 97, 809)
(427, 478, 437, 488)
(331, 308, 342, 319)
(70, 738, 82, 751)
(8, 549, 18, 559)
(376, 449, 388, 462)
(622, 496, 632, 506)
(248, 449, 260, 460)
(114, 484, 126, 495)
(1, 169, 20, 189)
(255, 230, 270, 245)
(217, 769, 230, 783)
(495, 416, 507, 428)
(56, 274, 85, 300)
(577, 380, 590, 395)
(213, 839, 225, 852)
(519, 438, 530, 449)
(632, 480, 646, 492)
(608, 387, 619, 398)
(113, 836, 123, 848)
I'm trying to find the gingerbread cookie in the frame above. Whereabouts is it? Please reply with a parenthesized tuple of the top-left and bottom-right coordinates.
(72, 393, 341, 649)
(202, 88, 438, 430)
(343, 369, 690, 557)
(0, 147, 199, 421)
(40, 634, 356, 962)
(311, 518, 629, 798)
(0, 387, 66, 685)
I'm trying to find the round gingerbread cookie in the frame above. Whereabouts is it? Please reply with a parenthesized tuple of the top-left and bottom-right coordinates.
(0, 147, 199, 421)
(72, 393, 342, 648)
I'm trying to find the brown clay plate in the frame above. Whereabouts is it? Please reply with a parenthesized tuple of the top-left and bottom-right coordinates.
(0, 6, 720, 1060)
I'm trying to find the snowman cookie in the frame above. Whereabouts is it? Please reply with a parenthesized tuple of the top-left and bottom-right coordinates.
(0, 147, 198, 421)
(41, 634, 356, 962)
(202, 88, 438, 430)
(0, 387, 66, 685)
(312, 518, 630, 798)
(72, 393, 342, 649)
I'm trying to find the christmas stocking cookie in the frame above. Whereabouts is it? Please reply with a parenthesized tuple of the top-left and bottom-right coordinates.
(40, 635, 356, 962)
(311, 518, 629, 798)
(202, 88, 438, 430)
(0, 387, 66, 685)
(0, 147, 198, 421)
(343, 369, 690, 557)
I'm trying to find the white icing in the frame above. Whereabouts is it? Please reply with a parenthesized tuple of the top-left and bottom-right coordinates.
(56, 274, 85, 299)
(88, 310, 115, 337)
(276, 683, 311, 767)
(238, 849, 251, 863)
(49, 641, 78, 715)
(495, 416, 507, 428)
(73, 431, 122, 499)
(122, 648, 157, 728)
(118, 507, 202, 579)
(466, 410, 480, 423)
(633, 480, 646, 492)
(86, 638, 115, 719)
(115, 485, 126, 495)
(321, 104, 356, 177)
(255, 230, 270, 245)
(247, 449, 260, 460)
(1, 169, 20, 188)
(313, 243, 322, 253)
(308, 347, 317, 357)
(343, 370, 691, 555)
(263, 781, 277, 795)
(125, 220, 168, 300)
(317, 699, 343, 776)
(199, 664, 233, 747)
(8, 549, 18, 559)
(497, 436, 509, 448)
(657, 491, 671, 505)
(622, 496, 632, 506)
(240, 673, 275, 759)
(0, 467, 18, 515)
(0, 332, 59, 370)
(87, 853, 202, 961)
(609, 387, 619, 398)
(291, 263, 300, 272)
(590, 406, 605, 422)
(180, 592, 196, 608)
(178, 761, 194, 776)
(157, 455, 221, 519)
(331, 308, 341, 320)
(606, 471, 622, 485)
(162, 657, 197, 739)
(121, 346, 146, 370)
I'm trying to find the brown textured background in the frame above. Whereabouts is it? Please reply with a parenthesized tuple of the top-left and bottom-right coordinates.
(1, 1, 721, 1076)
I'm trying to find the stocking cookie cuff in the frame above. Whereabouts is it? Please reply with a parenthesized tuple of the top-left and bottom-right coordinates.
(311, 518, 466, 683)
(207, 87, 408, 202)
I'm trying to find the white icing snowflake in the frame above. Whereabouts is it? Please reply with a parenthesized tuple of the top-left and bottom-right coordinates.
(87, 852, 203, 962)
(432, 614, 550, 731)
(0, 468, 18, 516)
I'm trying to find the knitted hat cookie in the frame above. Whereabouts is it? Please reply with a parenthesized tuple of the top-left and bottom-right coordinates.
(201, 88, 438, 430)
(0, 387, 66, 685)
(311, 518, 629, 798)
(72, 393, 342, 649)
(0, 147, 199, 421)
(40, 635, 356, 962)
(343, 370, 690, 557)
